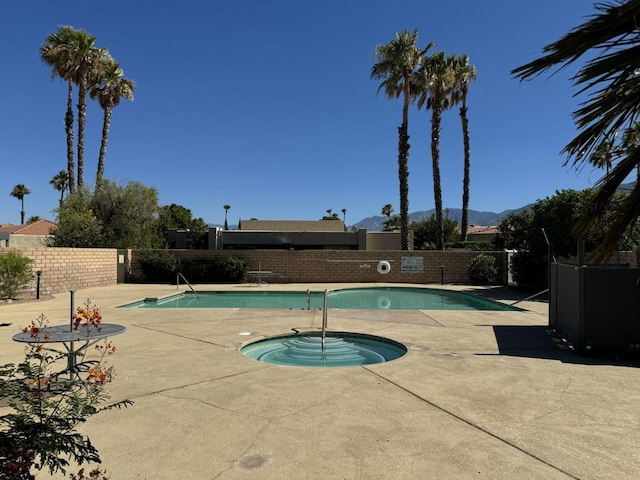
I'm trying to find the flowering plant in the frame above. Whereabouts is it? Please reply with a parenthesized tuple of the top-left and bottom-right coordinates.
(73, 299, 103, 330)
(0, 303, 131, 479)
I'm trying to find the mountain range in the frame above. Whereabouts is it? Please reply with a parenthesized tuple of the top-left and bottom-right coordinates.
(351, 207, 527, 232)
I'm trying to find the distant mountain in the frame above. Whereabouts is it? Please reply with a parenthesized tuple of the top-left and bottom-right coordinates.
(351, 206, 532, 232)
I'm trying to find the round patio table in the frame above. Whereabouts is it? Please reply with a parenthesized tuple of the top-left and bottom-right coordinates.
(12, 323, 126, 378)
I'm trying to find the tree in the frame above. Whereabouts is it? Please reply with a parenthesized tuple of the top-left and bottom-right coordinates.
(411, 214, 458, 249)
(341, 208, 347, 224)
(511, 0, 640, 262)
(450, 54, 477, 242)
(90, 58, 135, 186)
(41, 26, 78, 192)
(50, 169, 70, 205)
(27, 216, 41, 224)
(493, 189, 640, 288)
(90, 180, 162, 248)
(40, 26, 106, 189)
(51, 189, 104, 248)
(321, 209, 339, 220)
(53, 181, 163, 248)
(414, 51, 457, 250)
(223, 204, 231, 230)
(381, 204, 394, 219)
(10, 184, 30, 224)
(157, 204, 208, 249)
(372, 29, 432, 250)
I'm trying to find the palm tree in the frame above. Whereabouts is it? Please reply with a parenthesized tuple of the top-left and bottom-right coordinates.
(41, 26, 105, 189)
(450, 54, 477, 242)
(371, 29, 432, 250)
(512, 0, 640, 262)
(223, 205, 231, 230)
(10, 184, 31, 224)
(341, 208, 347, 224)
(50, 169, 70, 205)
(90, 58, 135, 187)
(41, 26, 78, 192)
(414, 51, 457, 250)
(381, 204, 394, 219)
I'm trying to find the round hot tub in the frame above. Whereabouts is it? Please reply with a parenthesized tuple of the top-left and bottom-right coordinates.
(240, 331, 407, 367)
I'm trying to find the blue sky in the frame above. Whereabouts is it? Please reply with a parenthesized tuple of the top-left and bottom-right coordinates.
(1, 0, 603, 227)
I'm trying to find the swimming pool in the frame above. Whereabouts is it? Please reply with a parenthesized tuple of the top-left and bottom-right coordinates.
(122, 287, 519, 311)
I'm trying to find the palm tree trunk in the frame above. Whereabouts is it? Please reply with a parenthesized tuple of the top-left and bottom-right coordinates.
(65, 80, 75, 193)
(77, 75, 88, 188)
(460, 102, 471, 242)
(96, 108, 112, 187)
(431, 106, 444, 250)
(398, 123, 410, 250)
(20, 198, 25, 225)
(397, 83, 411, 251)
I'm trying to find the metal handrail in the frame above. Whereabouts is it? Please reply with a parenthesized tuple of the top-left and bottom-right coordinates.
(321, 289, 328, 349)
(177, 272, 199, 297)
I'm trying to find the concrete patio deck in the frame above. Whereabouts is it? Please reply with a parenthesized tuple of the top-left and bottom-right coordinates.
(1, 283, 639, 479)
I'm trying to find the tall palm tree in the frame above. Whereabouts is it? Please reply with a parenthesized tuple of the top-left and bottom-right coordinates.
(41, 26, 78, 192)
(371, 29, 432, 250)
(50, 169, 70, 205)
(223, 205, 231, 230)
(41, 26, 105, 189)
(10, 184, 31, 224)
(414, 51, 457, 250)
(90, 58, 135, 187)
(450, 54, 477, 242)
(512, 0, 640, 262)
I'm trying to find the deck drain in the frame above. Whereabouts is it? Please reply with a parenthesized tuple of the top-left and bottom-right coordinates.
(237, 452, 271, 470)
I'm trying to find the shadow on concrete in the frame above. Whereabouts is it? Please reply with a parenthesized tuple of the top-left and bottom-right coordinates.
(477, 325, 640, 368)
(462, 286, 548, 304)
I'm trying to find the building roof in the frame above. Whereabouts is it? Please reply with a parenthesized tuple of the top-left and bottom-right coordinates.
(465, 225, 499, 235)
(239, 219, 346, 232)
(0, 219, 57, 235)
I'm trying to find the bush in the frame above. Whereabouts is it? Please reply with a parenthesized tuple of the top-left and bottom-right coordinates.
(467, 254, 498, 284)
(0, 251, 34, 299)
(510, 251, 548, 291)
(181, 256, 248, 283)
(137, 250, 180, 283)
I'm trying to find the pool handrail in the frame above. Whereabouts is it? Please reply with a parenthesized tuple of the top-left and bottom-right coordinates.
(322, 289, 328, 349)
(177, 272, 199, 297)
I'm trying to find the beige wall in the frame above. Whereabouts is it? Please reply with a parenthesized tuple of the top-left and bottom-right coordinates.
(132, 249, 509, 284)
(0, 234, 52, 247)
(3, 247, 118, 296)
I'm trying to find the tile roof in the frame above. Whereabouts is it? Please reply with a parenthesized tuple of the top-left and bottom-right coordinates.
(0, 219, 57, 235)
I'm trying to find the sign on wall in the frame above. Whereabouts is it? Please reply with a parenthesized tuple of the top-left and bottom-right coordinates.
(401, 256, 424, 273)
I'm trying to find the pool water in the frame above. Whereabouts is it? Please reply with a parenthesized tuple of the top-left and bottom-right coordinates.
(240, 332, 407, 367)
(123, 287, 519, 311)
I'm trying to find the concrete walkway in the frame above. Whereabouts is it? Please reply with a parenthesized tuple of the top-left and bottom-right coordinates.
(1, 283, 639, 479)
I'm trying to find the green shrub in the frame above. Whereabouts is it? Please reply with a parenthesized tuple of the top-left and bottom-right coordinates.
(0, 251, 34, 299)
(137, 250, 180, 283)
(511, 251, 547, 290)
(181, 256, 248, 283)
(467, 254, 498, 284)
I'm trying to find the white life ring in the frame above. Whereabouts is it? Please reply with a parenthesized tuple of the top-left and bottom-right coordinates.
(377, 261, 391, 274)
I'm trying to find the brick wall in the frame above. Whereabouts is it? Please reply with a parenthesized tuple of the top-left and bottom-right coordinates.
(132, 249, 509, 284)
(4, 247, 118, 295)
